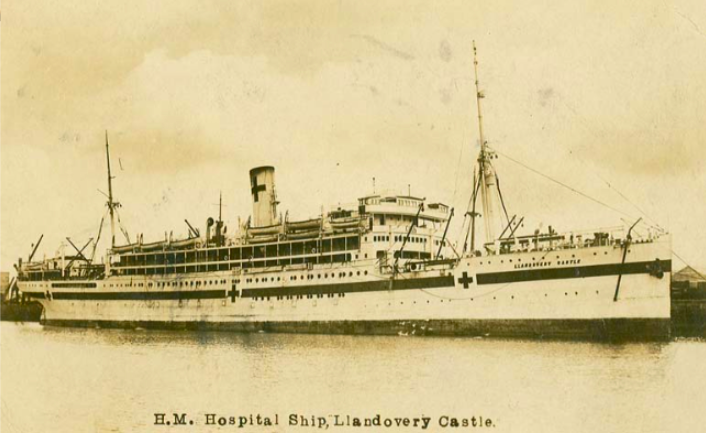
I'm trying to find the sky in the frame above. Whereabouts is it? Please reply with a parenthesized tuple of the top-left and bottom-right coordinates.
(1, 0, 705, 273)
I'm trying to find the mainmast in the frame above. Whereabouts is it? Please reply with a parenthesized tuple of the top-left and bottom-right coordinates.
(472, 41, 500, 245)
(105, 131, 118, 248)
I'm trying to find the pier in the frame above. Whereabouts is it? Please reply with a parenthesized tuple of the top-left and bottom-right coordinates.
(671, 266, 706, 337)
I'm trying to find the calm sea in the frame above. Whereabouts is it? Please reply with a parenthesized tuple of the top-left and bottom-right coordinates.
(1, 322, 705, 433)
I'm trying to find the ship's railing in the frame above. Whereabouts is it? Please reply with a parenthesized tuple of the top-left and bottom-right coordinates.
(483, 224, 664, 256)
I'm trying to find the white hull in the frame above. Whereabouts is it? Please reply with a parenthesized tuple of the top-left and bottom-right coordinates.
(19, 236, 672, 338)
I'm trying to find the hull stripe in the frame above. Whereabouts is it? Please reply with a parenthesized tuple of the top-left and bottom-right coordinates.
(22, 259, 670, 302)
(240, 275, 454, 298)
(41, 318, 672, 341)
(26, 290, 226, 301)
(476, 260, 671, 285)
(23, 276, 456, 301)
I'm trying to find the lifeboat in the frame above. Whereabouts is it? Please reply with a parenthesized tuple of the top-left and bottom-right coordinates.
(247, 234, 279, 244)
(111, 244, 137, 254)
(287, 218, 322, 231)
(330, 216, 363, 230)
(170, 237, 200, 249)
(248, 224, 282, 236)
(140, 240, 168, 252)
(287, 229, 320, 240)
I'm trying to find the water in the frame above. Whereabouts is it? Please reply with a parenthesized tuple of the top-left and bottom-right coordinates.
(2, 323, 705, 433)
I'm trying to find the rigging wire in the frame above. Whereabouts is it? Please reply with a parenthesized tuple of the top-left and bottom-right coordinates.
(451, 137, 467, 205)
(574, 153, 663, 229)
(671, 249, 706, 282)
(494, 173, 511, 227)
(495, 149, 639, 222)
(556, 98, 663, 228)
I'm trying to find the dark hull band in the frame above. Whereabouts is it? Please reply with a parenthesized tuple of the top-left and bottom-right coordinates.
(22, 259, 670, 302)
(25, 276, 456, 301)
(241, 275, 454, 298)
(26, 290, 227, 301)
(476, 260, 671, 285)
(43, 318, 671, 341)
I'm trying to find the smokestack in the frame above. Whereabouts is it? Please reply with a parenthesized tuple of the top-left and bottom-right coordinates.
(249, 166, 278, 227)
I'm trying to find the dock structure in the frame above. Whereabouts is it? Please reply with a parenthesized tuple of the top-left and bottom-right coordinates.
(1, 272, 43, 322)
(671, 266, 706, 336)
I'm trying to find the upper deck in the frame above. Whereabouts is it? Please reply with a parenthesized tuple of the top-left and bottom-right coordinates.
(18, 194, 453, 281)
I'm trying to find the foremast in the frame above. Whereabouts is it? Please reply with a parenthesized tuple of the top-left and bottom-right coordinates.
(104, 132, 130, 257)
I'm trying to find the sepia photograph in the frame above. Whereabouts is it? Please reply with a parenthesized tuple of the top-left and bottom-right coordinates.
(1, 1, 705, 432)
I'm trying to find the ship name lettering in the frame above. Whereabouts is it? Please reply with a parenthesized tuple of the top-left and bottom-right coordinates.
(514, 261, 553, 270)
(332, 414, 432, 429)
(438, 415, 493, 428)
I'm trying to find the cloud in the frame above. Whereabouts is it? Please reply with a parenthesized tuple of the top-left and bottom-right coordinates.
(2, 0, 706, 271)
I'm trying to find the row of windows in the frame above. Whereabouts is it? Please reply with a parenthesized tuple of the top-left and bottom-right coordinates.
(478, 252, 597, 265)
(252, 293, 347, 301)
(116, 236, 360, 267)
(372, 235, 428, 244)
(245, 270, 369, 284)
(106, 279, 236, 288)
(398, 199, 420, 207)
(115, 254, 354, 276)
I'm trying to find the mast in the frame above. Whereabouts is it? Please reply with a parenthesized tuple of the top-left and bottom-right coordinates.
(473, 41, 487, 161)
(472, 41, 499, 245)
(105, 131, 117, 248)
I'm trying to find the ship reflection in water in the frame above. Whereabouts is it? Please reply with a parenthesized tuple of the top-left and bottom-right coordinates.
(2, 322, 705, 433)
